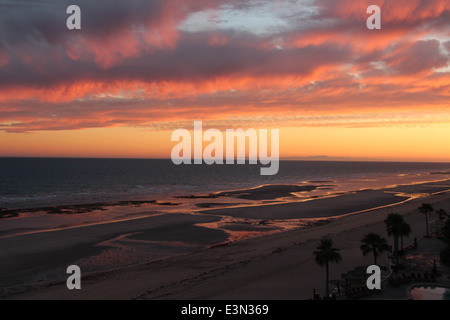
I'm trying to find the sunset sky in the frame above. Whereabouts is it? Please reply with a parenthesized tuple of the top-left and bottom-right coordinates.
(0, 0, 449, 161)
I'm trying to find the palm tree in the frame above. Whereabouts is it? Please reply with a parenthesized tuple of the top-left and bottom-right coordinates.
(419, 203, 434, 237)
(360, 233, 390, 265)
(384, 213, 405, 265)
(399, 221, 412, 253)
(313, 237, 342, 298)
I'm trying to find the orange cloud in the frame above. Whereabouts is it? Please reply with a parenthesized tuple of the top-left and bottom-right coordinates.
(0, 0, 448, 135)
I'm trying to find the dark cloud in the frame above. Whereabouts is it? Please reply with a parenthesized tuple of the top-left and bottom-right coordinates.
(444, 41, 450, 55)
(0, 0, 184, 44)
(0, 26, 352, 88)
(386, 40, 448, 75)
(0, 0, 449, 133)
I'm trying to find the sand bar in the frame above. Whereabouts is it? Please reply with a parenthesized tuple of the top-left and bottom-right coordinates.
(203, 190, 409, 219)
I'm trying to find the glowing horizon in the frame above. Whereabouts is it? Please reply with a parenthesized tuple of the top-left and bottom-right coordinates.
(0, 1, 449, 162)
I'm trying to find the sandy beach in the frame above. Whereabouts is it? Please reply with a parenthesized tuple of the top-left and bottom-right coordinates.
(1, 181, 450, 300)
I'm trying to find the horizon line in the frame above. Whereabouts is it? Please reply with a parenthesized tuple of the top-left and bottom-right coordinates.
(1, 156, 450, 164)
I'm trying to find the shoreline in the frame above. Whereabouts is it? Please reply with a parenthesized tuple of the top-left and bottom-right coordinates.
(2, 168, 450, 212)
(2, 177, 449, 219)
(1, 180, 450, 299)
(2, 179, 448, 241)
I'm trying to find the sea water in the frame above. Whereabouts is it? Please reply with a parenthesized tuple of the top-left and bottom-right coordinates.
(1, 158, 450, 210)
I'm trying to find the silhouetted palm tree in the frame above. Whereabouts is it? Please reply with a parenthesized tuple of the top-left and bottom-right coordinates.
(313, 237, 342, 298)
(399, 221, 412, 253)
(419, 203, 434, 237)
(385, 213, 405, 264)
(360, 233, 390, 265)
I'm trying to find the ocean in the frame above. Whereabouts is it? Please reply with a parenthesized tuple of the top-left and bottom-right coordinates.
(1, 157, 450, 210)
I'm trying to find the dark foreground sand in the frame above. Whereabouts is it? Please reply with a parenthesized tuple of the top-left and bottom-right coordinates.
(1, 182, 450, 300)
(0, 213, 227, 287)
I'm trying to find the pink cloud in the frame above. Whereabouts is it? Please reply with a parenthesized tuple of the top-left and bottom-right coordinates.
(0, 0, 449, 133)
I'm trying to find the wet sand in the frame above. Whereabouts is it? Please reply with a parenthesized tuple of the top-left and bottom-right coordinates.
(203, 189, 409, 219)
(1, 181, 450, 300)
(385, 183, 450, 194)
(0, 200, 179, 219)
(216, 184, 320, 200)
